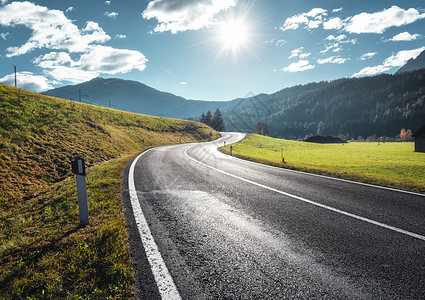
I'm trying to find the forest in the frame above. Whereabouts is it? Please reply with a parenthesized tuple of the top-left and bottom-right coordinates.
(222, 69, 425, 140)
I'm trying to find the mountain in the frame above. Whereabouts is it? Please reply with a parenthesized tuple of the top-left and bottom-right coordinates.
(396, 50, 425, 73)
(45, 70, 425, 140)
(44, 77, 234, 119)
(226, 69, 425, 139)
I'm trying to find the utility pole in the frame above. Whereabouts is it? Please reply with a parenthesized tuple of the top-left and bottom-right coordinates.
(14, 66, 17, 87)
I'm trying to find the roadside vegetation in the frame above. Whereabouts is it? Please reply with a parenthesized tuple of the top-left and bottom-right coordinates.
(0, 83, 219, 299)
(221, 134, 425, 193)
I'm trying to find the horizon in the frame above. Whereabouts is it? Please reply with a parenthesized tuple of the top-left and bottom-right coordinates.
(0, 0, 425, 101)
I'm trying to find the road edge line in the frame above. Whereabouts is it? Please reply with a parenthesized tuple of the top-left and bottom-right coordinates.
(128, 149, 182, 300)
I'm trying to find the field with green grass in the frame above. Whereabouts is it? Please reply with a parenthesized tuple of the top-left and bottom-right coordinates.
(221, 134, 425, 193)
(0, 83, 219, 299)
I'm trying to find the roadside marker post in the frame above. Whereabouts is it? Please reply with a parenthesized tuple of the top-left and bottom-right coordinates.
(142, 140, 145, 150)
(71, 157, 89, 226)
(230, 145, 233, 156)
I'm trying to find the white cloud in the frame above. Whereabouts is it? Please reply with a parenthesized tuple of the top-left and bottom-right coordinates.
(359, 52, 377, 60)
(321, 34, 355, 54)
(180, 81, 187, 85)
(317, 56, 347, 64)
(288, 47, 311, 59)
(299, 52, 311, 59)
(1, 0, 8, 4)
(305, 8, 327, 18)
(142, 0, 236, 34)
(79, 45, 147, 74)
(0, 32, 9, 39)
(65, 7, 74, 13)
(390, 32, 420, 41)
(282, 6, 425, 37)
(280, 8, 327, 31)
(323, 17, 344, 30)
(353, 47, 425, 77)
(105, 1, 111, 4)
(289, 47, 303, 58)
(281, 60, 315, 72)
(34, 46, 148, 83)
(114, 34, 127, 39)
(0, 2, 110, 57)
(276, 39, 286, 47)
(105, 11, 118, 18)
(326, 34, 347, 42)
(0, 2, 148, 86)
(346, 6, 425, 34)
(265, 39, 286, 47)
(0, 72, 54, 92)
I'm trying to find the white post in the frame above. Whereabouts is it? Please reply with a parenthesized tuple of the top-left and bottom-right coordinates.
(72, 157, 89, 226)
(76, 174, 89, 225)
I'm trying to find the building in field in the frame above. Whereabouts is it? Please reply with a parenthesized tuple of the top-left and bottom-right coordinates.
(413, 125, 425, 153)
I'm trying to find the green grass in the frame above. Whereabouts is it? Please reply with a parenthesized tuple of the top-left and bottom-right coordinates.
(221, 134, 425, 193)
(0, 83, 219, 299)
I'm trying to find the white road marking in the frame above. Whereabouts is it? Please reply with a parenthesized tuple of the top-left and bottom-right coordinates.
(185, 147, 425, 242)
(129, 149, 182, 300)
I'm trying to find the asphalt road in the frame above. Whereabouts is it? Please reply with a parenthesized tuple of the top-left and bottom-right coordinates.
(122, 133, 425, 299)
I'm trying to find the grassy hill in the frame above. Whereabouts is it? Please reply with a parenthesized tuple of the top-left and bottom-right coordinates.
(0, 83, 219, 299)
(222, 134, 425, 193)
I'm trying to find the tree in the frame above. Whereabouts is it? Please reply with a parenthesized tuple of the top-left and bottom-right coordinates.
(212, 108, 225, 131)
(255, 122, 269, 136)
(205, 110, 213, 127)
(200, 112, 206, 124)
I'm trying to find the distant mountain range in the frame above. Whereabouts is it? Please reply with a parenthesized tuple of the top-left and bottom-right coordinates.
(396, 50, 425, 74)
(44, 77, 236, 119)
(45, 56, 425, 139)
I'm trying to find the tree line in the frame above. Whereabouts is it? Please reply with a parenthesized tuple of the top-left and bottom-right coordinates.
(200, 108, 225, 131)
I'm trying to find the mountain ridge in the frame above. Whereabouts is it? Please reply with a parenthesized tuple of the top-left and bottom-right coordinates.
(396, 49, 425, 73)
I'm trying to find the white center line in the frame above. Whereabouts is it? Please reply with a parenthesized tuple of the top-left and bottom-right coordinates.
(185, 146, 425, 242)
(129, 149, 182, 300)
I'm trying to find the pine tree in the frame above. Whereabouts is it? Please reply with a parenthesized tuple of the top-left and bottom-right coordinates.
(213, 108, 225, 131)
(205, 110, 213, 127)
(200, 112, 206, 124)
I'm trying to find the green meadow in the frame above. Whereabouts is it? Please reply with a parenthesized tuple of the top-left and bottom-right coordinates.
(222, 134, 425, 193)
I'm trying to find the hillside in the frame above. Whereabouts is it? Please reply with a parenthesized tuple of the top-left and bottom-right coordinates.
(396, 50, 425, 74)
(0, 83, 218, 299)
(225, 69, 425, 139)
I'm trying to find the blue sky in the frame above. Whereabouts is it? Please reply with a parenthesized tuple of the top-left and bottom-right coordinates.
(0, 0, 424, 101)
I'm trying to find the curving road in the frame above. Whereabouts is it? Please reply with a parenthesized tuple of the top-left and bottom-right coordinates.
(122, 133, 425, 299)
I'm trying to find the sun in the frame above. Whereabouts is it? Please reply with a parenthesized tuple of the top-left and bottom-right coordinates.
(216, 16, 253, 60)
(219, 19, 249, 51)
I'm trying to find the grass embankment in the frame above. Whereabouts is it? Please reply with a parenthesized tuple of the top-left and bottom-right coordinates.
(0, 83, 219, 299)
(221, 134, 425, 193)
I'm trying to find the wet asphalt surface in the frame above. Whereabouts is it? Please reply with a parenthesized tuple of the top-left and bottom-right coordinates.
(122, 133, 425, 299)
